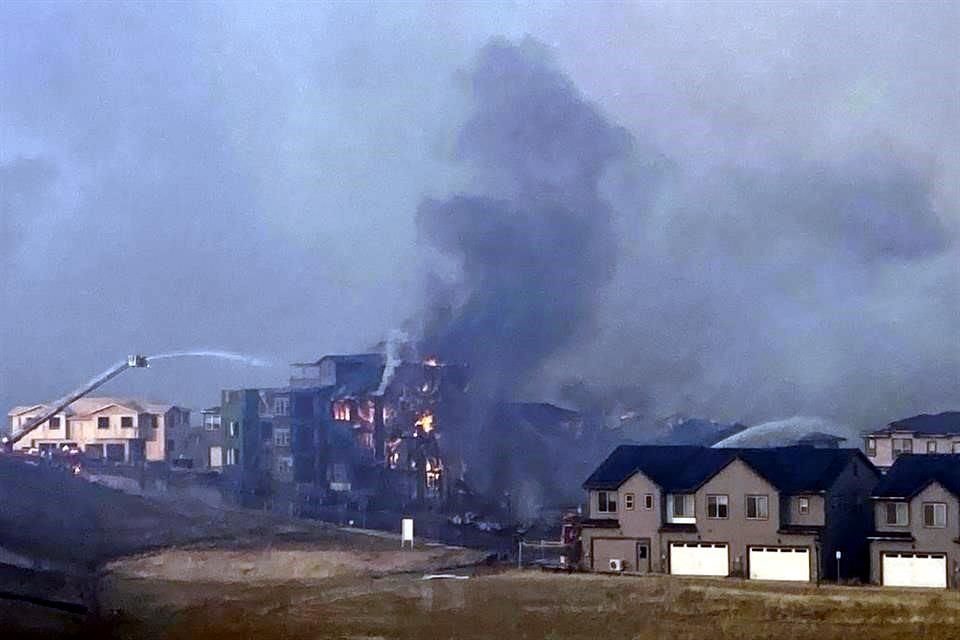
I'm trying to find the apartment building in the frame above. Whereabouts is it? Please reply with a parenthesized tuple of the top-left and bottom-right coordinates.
(7, 397, 188, 463)
(864, 412, 960, 469)
(869, 454, 960, 588)
(581, 445, 879, 582)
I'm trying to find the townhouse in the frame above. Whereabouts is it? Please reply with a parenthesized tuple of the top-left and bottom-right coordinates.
(7, 397, 189, 463)
(869, 454, 960, 588)
(581, 445, 879, 582)
(864, 411, 960, 469)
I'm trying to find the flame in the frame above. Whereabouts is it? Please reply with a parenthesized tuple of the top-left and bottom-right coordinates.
(423, 357, 439, 367)
(415, 412, 434, 433)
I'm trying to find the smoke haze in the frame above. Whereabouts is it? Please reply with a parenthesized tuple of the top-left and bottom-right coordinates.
(1, 2, 957, 431)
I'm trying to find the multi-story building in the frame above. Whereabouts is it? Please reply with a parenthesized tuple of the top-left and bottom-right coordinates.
(580, 445, 879, 582)
(868, 454, 960, 589)
(7, 397, 189, 463)
(864, 412, 960, 469)
(212, 352, 469, 515)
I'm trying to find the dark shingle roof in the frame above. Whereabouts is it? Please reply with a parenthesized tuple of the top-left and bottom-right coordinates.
(875, 411, 960, 436)
(873, 454, 960, 499)
(584, 445, 874, 494)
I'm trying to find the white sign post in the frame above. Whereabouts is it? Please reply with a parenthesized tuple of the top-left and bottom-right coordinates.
(401, 518, 414, 549)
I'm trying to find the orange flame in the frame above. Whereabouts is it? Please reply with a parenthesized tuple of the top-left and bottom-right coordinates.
(415, 412, 434, 433)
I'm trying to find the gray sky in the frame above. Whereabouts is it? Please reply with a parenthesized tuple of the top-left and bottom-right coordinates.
(1, 1, 957, 429)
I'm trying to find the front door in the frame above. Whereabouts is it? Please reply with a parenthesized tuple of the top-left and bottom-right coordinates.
(636, 542, 651, 573)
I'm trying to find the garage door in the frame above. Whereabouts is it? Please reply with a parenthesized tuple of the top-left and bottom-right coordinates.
(749, 547, 810, 582)
(670, 542, 729, 576)
(882, 553, 947, 588)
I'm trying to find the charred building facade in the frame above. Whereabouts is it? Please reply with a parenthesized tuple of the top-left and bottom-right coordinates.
(216, 353, 469, 515)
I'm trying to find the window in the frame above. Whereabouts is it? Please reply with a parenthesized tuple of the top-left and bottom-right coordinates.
(228, 421, 240, 438)
(276, 456, 293, 474)
(274, 397, 289, 416)
(707, 494, 729, 519)
(798, 496, 810, 515)
(209, 446, 223, 468)
(625, 493, 635, 510)
(884, 502, 908, 526)
(225, 448, 239, 465)
(98, 417, 110, 430)
(48, 417, 60, 430)
(332, 400, 352, 421)
(204, 414, 221, 430)
(927, 440, 937, 454)
(746, 495, 769, 520)
(923, 502, 947, 528)
(643, 494, 654, 510)
(121, 416, 133, 428)
(892, 438, 913, 458)
(597, 491, 618, 513)
(151, 415, 159, 429)
(166, 439, 175, 453)
(274, 428, 290, 447)
(865, 438, 876, 456)
(670, 494, 695, 519)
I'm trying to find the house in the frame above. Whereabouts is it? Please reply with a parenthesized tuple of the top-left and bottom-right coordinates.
(864, 412, 960, 469)
(142, 402, 191, 463)
(7, 398, 189, 463)
(580, 445, 879, 582)
(868, 454, 960, 588)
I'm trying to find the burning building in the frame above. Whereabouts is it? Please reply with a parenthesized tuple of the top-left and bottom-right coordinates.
(216, 352, 468, 515)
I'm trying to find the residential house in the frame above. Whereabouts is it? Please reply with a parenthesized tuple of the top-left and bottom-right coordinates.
(581, 445, 879, 583)
(7, 397, 188, 463)
(141, 403, 191, 463)
(868, 454, 960, 588)
(864, 412, 960, 469)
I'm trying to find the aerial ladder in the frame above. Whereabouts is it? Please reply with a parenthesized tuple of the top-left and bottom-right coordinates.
(2, 355, 150, 452)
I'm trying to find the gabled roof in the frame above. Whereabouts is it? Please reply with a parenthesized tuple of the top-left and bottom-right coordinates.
(873, 454, 960, 499)
(8, 405, 49, 417)
(66, 397, 145, 416)
(583, 445, 875, 494)
(141, 402, 188, 414)
(871, 411, 960, 436)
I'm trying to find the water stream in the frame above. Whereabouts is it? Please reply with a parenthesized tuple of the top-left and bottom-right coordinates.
(147, 350, 273, 368)
(712, 415, 855, 448)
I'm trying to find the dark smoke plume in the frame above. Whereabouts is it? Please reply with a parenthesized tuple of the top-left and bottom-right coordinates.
(418, 38, 632, 398)
(415, 38, 643, 512)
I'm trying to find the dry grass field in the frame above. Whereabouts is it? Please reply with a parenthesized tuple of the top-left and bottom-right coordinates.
(83, 567, 960, 640)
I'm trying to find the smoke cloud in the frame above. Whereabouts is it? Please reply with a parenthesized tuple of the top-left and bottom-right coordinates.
(418, 38, 640, 398)
(0, 2, 956, 438)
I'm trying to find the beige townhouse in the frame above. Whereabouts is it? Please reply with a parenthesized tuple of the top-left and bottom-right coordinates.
(8, 397, 189, 463)
(581, 445, 879, 583)
(869, 454, 960, 588)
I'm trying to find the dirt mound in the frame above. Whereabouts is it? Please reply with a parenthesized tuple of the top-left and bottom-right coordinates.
(105, 544, 485, 583)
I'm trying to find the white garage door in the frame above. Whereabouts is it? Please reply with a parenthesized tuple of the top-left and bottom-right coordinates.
(882, 553, 947, 588)
(749, 547, 810, 582)
(670, 542, 729, 576)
